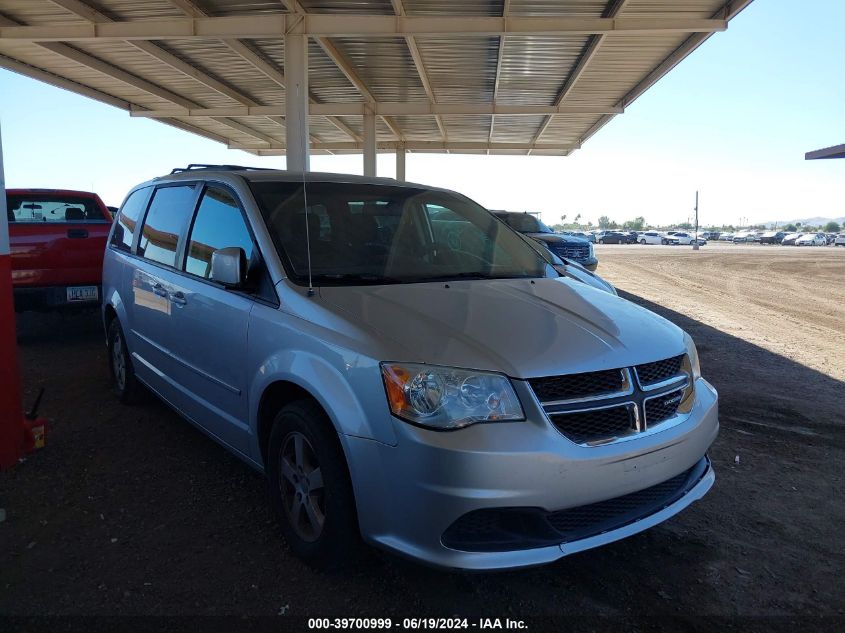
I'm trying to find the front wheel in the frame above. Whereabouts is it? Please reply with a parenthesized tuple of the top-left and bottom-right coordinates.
(599, 239, 605, 244)
(639, 239, 646, 245)
(661, 239, 668, 245)
(267, 400, 361, 569)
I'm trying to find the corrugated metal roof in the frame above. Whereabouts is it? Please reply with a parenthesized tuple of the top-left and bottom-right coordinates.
(0, 0, 754, 156)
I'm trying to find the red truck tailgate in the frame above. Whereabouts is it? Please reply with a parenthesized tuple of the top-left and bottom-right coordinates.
(7, 190, 112, 290)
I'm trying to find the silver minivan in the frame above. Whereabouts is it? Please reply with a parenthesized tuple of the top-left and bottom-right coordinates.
(102, 166, 718, 571)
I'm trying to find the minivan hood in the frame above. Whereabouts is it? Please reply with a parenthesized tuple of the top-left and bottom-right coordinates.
(318, 277, 685, 379)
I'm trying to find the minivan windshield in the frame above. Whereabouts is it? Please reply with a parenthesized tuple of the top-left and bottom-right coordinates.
(250, 181, 553, 285)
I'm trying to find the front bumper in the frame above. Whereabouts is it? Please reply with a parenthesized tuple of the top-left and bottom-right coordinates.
(579, 257, 598, 271)
(344, 378, 719, 570)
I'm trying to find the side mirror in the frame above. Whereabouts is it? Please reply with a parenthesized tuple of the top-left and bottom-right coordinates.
(211, 246, 247, 288)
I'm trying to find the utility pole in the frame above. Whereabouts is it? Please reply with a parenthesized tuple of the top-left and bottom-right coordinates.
(693, 191, 700, 251)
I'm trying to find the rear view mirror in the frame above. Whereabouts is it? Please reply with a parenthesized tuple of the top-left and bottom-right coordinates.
(211, 247, 247, 288)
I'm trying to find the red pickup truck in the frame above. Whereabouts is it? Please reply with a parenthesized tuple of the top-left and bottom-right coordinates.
(6, 189, 113, 311)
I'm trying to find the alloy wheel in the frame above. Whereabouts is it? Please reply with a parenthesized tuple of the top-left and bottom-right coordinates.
(279, 432, 326, 542)
(111, 331, 126, 391)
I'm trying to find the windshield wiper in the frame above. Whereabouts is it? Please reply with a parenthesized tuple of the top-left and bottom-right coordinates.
(408, 272, 530, 282)
(310, 273, 406, 284)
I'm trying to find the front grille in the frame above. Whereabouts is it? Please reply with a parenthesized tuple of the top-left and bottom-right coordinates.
(635, 354, 684, 386)
(528, 368, 625, 403)
(552, 244, 590, 261)
(442, 458, 709, 552)
(549, 405, 634, 444)
(530, 354, 691, 446)
(644, 388, 684, 425)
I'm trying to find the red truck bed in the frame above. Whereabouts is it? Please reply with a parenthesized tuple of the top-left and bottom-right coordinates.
(6, 189, 113, 311)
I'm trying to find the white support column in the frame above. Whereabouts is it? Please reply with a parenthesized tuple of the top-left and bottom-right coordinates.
(284, 32, 310, 172)
(363, 109, 376, 176)
(395, 146, 406, 181)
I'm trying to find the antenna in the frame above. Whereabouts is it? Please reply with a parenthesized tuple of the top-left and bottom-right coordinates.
(296, 81, 315, 297)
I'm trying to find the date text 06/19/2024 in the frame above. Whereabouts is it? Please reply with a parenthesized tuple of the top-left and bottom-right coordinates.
(307, 618, 528, 630)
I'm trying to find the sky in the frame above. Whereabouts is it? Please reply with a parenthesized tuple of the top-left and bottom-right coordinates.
(1, 0, 844, 229)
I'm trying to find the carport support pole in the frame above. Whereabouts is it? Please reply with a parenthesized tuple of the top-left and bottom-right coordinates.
(396, 146, 406, 181)
(284, 33, 310, 172)
(363, 109, 376, 177)
(0, 123, 27, 469)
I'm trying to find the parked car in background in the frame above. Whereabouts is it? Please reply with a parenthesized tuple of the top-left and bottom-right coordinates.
(595, 231, 634, 244)
(102, 165, 717, 571)
(522, 237, 616, 295)
(700, 231, 720, 241)
(493, 211, 598, 271)
(719, 233, 734, 241)
(795, 233, 826, 246)
(7, 188, 113, 311)
(824, 233, 837, 245)
(759, 231, 785, 244)
(732, 231, 758, 243)
(672, 232, 707, 246)
(638, 231, 667, 245)
(834, 233, 845, 247)
(781, 233, 804, 246)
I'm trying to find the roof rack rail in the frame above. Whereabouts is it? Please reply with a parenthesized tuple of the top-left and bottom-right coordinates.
(169, 164, 276, 174)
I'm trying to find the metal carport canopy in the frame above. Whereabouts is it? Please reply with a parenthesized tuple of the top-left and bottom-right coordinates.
(0, 0, 753, 174)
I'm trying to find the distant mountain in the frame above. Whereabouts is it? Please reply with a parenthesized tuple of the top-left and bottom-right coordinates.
(764, 216, 845, 228)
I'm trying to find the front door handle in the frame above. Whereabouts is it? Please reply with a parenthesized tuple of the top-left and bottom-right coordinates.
(170, 291, 187, 306)
(67, 229, 88, 239)
(152, 283, 168, 298)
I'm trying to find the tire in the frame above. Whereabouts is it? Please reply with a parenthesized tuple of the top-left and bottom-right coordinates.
(599, 239, 605, 244)
(107, 318, 142, 404)
(639, 239, 646, 245)
(661, 239, 667, 245)
(266, 400, 361, 570)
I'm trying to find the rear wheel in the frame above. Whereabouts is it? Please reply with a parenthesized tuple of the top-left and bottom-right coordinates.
(107, 318, 141, 404)
(267, 400, 361, 569)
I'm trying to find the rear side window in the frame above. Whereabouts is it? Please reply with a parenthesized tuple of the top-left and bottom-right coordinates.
(185, 187, 254, 279)
(138, 185, 197, 268)
(110, 188, 149, 253)
(6, 194, 106, 223)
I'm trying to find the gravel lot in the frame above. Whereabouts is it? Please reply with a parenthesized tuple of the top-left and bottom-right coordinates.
(2, 244, 843, 625)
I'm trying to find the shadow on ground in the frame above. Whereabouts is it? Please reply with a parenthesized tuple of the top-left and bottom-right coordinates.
(1, 300, 843, 619)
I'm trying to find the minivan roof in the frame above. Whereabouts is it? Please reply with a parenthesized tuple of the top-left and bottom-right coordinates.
(159, 167, 436, 192)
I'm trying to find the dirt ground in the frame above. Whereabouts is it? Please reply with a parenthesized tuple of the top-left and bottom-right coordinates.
(1, 244, 844, 628)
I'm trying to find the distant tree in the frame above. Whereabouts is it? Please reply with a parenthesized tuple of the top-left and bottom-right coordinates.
(678, 222, 692, 230)
(597, 215, 612, 229)
(824, 221, 841, 233)
(783, 223, 798, 232)
(622, 216, 645, 231)
(796, 221, 802, 228)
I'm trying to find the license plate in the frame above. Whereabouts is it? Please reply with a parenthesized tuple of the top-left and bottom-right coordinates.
(67, 286, 98, 302)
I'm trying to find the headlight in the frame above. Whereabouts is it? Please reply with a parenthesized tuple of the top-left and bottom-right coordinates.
(678, 334, 701, 414)
(683, 333, 702, 380)
(588, 242, 595, 258)
(381, 363, 525, 430)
